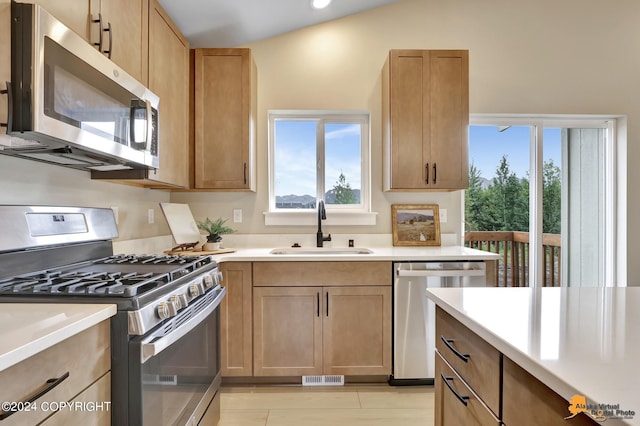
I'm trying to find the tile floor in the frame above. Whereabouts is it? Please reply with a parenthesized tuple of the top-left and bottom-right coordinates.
(219, 384, 434, 426)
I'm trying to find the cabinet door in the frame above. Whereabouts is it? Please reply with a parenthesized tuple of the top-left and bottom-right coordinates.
(429, 50, 469, 189)
(194, 48, 256, 190)
(98, 0, 147, 83)
(435, 352, 500, 426)
(220, 262, 252, 376)
(146, 0, 189, 188)
(34, 0, 91, 42)
(390, 49, 430, 190)
(253, 286, 323, 376)
(323, 286, 392, 375)
(383, 49, 469, 191)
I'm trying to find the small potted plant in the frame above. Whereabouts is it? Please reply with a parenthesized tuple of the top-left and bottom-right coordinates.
(196, 217, 236, 251)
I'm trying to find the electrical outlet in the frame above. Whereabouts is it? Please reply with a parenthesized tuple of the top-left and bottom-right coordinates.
(233, 208, 242, 223)
(440, 208, 448, 223)
(148, 208, 155, 224)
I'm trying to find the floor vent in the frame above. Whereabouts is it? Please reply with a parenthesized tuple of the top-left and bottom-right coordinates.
(302, 375, 345, 386)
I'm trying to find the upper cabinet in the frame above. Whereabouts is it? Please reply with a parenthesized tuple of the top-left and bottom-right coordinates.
(31, 0, 91, 43)
(31, 0, 146, 83)
(91, 0, 147, 83)
(90, 0, 190, 188)
(382, 49, 469, 191)
(144, 0, 189, 188)
(193, 48, 257, 191)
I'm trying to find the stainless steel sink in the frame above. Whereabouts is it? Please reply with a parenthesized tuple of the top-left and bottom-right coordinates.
(269, 247, 373, 255)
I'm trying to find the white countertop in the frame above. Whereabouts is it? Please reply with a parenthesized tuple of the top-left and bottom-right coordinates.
(213, 245, 499, 262)
(0, 304, 117, 372)
(426, 287, 639, 425)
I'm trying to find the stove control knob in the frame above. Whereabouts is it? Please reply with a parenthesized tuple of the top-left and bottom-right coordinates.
(203, 274, 214, 289)
(189, 283, 202, 298)
(214, 270, 223, 286)
(171, 294, 188, 310)
(156, 301, 177, 320)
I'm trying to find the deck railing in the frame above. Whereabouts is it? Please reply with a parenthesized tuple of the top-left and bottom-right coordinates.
(464, 231, 561, 287)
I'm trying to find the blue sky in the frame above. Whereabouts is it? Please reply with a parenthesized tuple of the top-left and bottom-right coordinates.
(274, 120, 361, 197)
(469, 125, 561, 179)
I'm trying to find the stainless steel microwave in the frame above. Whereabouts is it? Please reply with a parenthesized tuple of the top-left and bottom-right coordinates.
(2, 2, 159, 172)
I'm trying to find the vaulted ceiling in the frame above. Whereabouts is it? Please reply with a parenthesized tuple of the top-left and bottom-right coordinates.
(157, 0, 402, 48)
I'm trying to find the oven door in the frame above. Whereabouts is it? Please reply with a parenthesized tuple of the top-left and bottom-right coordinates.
(129, 287, 225, 426)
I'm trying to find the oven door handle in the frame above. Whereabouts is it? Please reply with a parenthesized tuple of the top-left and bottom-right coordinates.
(140, 287, 226, 364)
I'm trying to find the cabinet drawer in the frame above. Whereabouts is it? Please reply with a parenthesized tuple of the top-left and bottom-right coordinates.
(435, 308, 500, 416)
(0, 320, 110, 426)
(503, 357, 598, 426)
(435, 352, 500, 426)
(253, 261, 392, 286)
(40, 372, 111, 426)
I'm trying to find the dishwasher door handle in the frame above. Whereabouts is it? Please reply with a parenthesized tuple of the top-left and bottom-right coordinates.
(396, 269, 485, 278)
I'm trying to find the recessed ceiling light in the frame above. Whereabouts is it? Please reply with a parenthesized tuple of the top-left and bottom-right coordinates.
(311, 0, 332, 9)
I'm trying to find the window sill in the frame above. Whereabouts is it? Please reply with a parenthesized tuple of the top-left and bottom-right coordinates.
(263, 211, 377, 226)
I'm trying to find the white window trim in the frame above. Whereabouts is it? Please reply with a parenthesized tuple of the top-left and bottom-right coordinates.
(469, 113, 620, 287)
(265, 110, 375, 226)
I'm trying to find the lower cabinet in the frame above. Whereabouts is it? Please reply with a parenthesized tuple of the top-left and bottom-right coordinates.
(253, 285, 391, 376)
(435, 353, 499, 426)
(252, 261, 392, 378)
(220, 262, 253, 376)
(0, 320, 111, 425)
(434, 307, 598, 426)
(503, 357, 598, 426)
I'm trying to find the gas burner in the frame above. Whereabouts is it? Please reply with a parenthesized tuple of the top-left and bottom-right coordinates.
(0, 270, 171, 297)
(101, 254, 191, 265)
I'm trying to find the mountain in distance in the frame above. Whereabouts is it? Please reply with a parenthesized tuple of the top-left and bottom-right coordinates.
(275, 189, 361, 207)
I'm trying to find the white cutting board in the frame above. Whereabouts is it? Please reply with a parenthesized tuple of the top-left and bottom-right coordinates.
(159, 203, 206, 246)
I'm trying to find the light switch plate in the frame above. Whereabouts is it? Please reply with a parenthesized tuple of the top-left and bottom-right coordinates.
(440, 208, 447, 223)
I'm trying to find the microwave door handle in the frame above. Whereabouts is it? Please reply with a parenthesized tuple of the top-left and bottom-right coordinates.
(145, 99, 153, 152)
(140, 287, 226, 364)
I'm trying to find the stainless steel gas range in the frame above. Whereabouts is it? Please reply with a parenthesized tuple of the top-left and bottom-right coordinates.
(0, 205, 226, 425)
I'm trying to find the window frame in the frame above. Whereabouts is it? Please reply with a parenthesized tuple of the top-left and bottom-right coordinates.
(469, 114, 618, 287)
(265, 110, 375, 226)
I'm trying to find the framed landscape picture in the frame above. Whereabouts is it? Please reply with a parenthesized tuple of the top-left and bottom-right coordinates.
(391, 204, 441, 246)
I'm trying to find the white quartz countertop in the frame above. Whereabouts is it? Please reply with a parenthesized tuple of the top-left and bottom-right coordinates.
(0, 304, 116, 372)
(426, 287, 639, 425)
(213, 245, 499, 262)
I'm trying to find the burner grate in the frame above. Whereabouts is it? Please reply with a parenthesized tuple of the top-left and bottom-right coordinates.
(0, 270, 171, 297)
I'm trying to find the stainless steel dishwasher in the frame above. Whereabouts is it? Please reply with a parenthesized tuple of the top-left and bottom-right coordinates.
(390, 261, 487, 385)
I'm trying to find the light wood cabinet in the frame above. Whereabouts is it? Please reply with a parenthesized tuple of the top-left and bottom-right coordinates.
(323, 286, 391, 375)
(193, 48, 257, 191)
(252, 261, 392, 377)
(435, 308, 500, 416)
(253, 286, 323, 376)
(91, 0, 148, 83)
(503, 357, 597, 426)
(91, 0, 190, 188)
(220, 262, 253, 376)
(382, 49, 469, 191)
(435, 352, 500, 426)
(32, 0, 91, 42)
(434, 307, 598, 426)
(0, 320, 111, 426)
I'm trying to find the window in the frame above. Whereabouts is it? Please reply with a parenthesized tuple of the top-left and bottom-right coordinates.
(266, 111, 374, 226)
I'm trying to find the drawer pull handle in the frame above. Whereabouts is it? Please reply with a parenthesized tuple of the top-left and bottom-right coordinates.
(441, 373, 470, 406)
(441, 336, 470, 362)
(0, 371, 70, 420)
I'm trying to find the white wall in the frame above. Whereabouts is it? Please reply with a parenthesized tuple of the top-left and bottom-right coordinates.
(173, 0, 636, 283)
